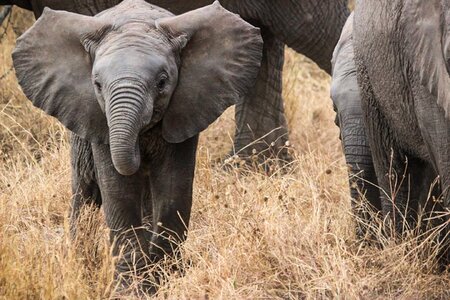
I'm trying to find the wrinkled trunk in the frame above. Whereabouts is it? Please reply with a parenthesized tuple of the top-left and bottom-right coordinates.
(107, 85, 150, 176)
(337, 109, 381, 237)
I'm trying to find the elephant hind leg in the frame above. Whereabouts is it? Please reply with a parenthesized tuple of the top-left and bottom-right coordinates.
(412, 83, 450, 266)
(356, 63, 423, 237)
(233, 28, 290, 164)
(69, 134, 102, 239)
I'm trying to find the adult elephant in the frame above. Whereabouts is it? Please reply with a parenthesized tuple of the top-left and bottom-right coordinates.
(13, 0, 263, 289)
(1, 0, 350, 161)
(352, 0, 449, 259)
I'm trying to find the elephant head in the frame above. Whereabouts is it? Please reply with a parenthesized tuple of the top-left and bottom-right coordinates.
(13, 0, 263, 175)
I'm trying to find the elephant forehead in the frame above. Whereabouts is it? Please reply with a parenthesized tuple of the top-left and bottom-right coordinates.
(99, 27, 171, 56)
(96, 0, 173, 26)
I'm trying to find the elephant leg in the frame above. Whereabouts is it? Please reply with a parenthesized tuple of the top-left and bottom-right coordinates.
(366, 135, 422, 236)
(91, 143, 152, 286)
(69, 134, 102, 238)
(413, 84, 450, 265)
(234, 28, 290, 162)
(224, 0, 350, 162)
(147, 135, 198, 263)
(357, 64, 421, 237)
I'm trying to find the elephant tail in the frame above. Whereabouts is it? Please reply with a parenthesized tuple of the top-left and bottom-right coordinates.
(0, 5, 11, 26)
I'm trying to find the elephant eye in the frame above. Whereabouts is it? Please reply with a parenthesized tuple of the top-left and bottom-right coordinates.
(94, 80, 102, 92)
(157, 75, 168, 92)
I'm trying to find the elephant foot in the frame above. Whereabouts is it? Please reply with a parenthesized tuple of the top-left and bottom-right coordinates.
(112, 258, 162, 297)
(116, 258, 185, 297)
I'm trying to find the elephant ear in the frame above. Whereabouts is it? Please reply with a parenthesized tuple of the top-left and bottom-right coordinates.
(156, 1, 263, 143)
(12, 8, 110, 144)
(404, 0, 450, 119)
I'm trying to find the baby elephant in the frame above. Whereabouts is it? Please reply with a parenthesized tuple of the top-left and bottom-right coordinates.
(13, 0, 262, 289)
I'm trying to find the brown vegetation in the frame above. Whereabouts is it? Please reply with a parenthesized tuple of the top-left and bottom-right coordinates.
(0, 7, 448, 299)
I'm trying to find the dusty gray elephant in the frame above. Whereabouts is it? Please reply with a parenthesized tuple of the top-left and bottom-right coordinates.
(13, 0, 262, 289)
(352, 0, 449, 256)
(331, 13, 381, 238)
(1, 0, 350, 161)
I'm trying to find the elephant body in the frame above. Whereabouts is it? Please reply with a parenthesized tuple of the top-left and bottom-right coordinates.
(352, 0, 449, 254)
(13, 0, 263, 290)
(1, 0, 350, 160)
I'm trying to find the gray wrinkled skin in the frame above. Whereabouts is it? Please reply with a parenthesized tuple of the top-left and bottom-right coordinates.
(331, 13, 381, 239)
(12, 0, 263, 291)
(5, 1, 367, 240)
(353, 0, 449, 261)
(4, 0, 378, 248)
(2, 0, 350, 160)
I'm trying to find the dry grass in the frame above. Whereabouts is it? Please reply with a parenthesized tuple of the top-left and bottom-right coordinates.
(1, 7, 449, 299)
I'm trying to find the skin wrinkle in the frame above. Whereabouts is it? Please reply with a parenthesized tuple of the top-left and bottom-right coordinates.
(12, 1, 264, 289)
(9, 0, 350, 160)
(331, 14, 382, 236)
(93, 27, 177, 172)
(230, 0, 349, 159)
(10, 2, 364, 222)
(353, 0, 449, 252)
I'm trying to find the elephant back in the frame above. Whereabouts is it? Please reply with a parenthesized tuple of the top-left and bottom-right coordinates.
(96, 0, 173, 25)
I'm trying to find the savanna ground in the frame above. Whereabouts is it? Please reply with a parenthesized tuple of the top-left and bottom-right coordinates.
(0, 5, 449, 299)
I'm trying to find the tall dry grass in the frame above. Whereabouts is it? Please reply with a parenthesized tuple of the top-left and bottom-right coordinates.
(1, 6, 449, 299)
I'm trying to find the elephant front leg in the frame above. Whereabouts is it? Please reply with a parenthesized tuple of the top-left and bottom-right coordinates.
(234, 28, 290, 163)
(69, 134, 102, 239)
(147, 136, 198, 264)
(91, 143, 152, 289)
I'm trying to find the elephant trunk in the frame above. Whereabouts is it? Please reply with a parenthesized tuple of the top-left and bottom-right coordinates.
(107, 84, 151, 176)
(337, 108, 381, 237)
(339, 111, 380, 206)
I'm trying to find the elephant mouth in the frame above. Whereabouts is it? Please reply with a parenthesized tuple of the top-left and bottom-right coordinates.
(140, 109, 163, 135)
